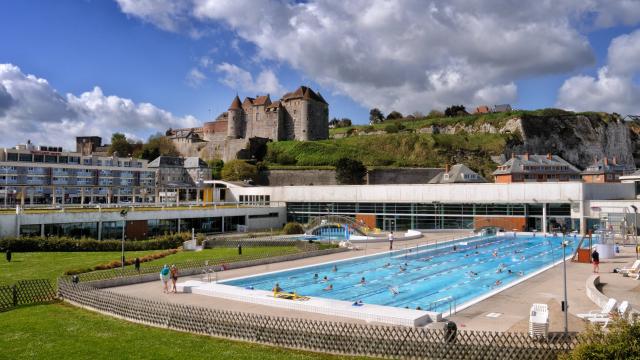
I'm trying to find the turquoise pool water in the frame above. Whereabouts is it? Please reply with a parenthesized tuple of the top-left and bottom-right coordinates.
(226, 234, 587, 313)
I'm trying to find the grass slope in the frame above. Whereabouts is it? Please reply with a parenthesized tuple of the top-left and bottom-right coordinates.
(0, 303, 364, 360)
(0, 246, 301, 284)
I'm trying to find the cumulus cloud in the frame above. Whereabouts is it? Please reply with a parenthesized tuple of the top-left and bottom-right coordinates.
(556, 29, 640, 114)
(186, 68, 207, 87)
(114, 0, 624, 113)
(0, 64, 198, 150)
(216, 62, 284, 96)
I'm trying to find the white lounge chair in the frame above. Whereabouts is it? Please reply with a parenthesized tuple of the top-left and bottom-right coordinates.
(620, 260, 640, 275)
(588, 301, 630, 327)
(528, 303, 549, 338)
(577, 298, 617, 319)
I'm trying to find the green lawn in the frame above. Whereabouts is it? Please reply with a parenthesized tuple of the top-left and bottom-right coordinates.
(0, 303, 364, 360)
(0, 246, 302, 284)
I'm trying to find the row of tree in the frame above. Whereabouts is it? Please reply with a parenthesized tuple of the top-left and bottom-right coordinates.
(107, 133, 180, 161)
(367, 105, 469, 125)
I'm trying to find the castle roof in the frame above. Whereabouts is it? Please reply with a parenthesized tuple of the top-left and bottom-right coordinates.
(228, 95, 242, 110)
(267, 100, 281, 109)
(254, 95, 271, 106)
(242, 97, 255, 107)
(282, 86, 328, 104)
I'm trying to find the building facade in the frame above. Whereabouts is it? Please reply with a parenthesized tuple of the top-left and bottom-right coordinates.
(581, 157, 633, 183)
(167, 86, 329, 161)
(493, 153, 581, 183)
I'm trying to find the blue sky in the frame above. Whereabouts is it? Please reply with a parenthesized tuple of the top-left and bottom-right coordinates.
(0, 0, 639, 149)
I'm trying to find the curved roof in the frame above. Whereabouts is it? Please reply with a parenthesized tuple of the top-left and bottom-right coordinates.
(228, 95, 242, 110)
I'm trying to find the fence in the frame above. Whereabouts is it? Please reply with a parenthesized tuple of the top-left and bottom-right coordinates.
(0, 279, 57, 312)
(58, 280, 579, 360)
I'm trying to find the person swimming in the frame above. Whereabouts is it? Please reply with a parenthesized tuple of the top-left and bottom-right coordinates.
(360, 277, 366, 285)
(507, 269, 513, 274)
(496, 268, 502, 274)
(453, 245, 457, 252)
(468, 271, 478, 276)
(494, 280, 502, 287)
(517, 271, 524, 276)
(389, 286, 399, 295)
(323, 284, 333, 291)
(416, 306, 422, 310)
(383, 263, 391, 268)
(492, 250, 498, 257)
(322, 275, 329, 282)
(313, 273, 319, 279)
(332, 265, 338, 272)
(399, 266, 406, 272)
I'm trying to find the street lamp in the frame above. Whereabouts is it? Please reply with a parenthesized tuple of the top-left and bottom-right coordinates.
(561, 232, 569, 335)
(120, 209, 128, 270)
(631, 205, 638, 259)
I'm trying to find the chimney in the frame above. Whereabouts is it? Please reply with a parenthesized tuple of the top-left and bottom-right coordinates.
(445, 164, 450, 173)
(604, 157, 609, 166)
(523, 152, 529, 161)
(612, 156, 617, 165)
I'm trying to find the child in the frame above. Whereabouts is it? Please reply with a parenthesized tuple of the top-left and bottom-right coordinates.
(160, 265, 170, 293)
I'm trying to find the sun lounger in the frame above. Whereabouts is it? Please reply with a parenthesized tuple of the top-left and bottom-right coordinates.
(588, 301, 630, 327)
(577, 298, 617, 319)
(620, 260, 640, 275)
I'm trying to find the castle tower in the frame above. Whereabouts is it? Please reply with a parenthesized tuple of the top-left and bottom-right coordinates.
(298, 88, 312, 141)
(227, 95, 243, 138)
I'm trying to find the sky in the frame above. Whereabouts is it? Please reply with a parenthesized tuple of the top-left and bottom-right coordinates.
(0, 0, 639, 150)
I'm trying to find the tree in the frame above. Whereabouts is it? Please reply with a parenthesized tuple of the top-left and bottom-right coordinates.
(562, 319, 640, 359)
(221, 160, 258, 181)
(444, 105, 468, 117)
(369, 108, 385, 124)
(108, 133, 133, 157)
(427, 109, 444, 118)
(282, 222, 305, 234)
(207, 159, 224, 180)
(411, 111, 425, 119)
(328, 118, 340, 127)
(338, 118, 352, 127)
(138, 134, 180, 161)
(386, 111, 403, 120)
(335, 158, 367, 185)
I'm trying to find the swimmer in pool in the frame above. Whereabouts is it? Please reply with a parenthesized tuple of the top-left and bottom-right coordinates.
(322, 275, 329, 282)
(399, 266, 406, 272)
(494, 280, 502, 287)
(272, 283, 283, 292)
(360, 277, 366, 285)
(517, 271, 524, 276)
(323, 284, 333, 291)
(453, 245, 457, 251)
(496, 268, 502, 274)
(383, 263, 391, 268)
(468, 271, 478, 276)
(507, 269, 513, 275)
(332, 265, 338, 272)
(389, 286, 399, 295)
(313, 273, 319, 280)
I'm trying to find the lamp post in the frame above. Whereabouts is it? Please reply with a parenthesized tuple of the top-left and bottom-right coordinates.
(120, 209, 128, 270)
(561, 232, 569, 335)
(631, 205, 638, 259)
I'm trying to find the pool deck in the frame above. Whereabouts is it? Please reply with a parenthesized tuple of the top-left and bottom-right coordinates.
(109, 231, 640, 332)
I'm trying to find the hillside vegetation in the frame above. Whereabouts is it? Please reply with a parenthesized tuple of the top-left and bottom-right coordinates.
(264, 109, 636, 179)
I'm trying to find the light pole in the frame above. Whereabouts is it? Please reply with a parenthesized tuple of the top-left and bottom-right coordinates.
(561, 232, 569, 335)
(632, 205, 638, 259)
(120, 209, 128, 270)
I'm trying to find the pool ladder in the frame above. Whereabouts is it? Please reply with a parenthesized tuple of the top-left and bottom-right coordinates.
(427, 296, 457, 315)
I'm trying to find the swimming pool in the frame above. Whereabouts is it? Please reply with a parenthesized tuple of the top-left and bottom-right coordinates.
(226, 233, 590, 313)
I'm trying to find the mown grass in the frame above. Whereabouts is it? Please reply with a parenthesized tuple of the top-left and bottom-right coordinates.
(0, 303, 366, 360)
(0, 246, 302, 284)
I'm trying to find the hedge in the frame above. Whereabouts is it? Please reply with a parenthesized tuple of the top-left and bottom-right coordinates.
(64, 249, 179, 275)
(0, 233, 191, 252)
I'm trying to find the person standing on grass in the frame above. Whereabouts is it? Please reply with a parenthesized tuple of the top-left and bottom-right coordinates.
(592, 249, 600, 273)
(170, 264, 179, 293)
(5, 249, 11, 262)
(388, 231, 394, 251)
(134, 257, 141, 273)
(160, 264, 170, 293)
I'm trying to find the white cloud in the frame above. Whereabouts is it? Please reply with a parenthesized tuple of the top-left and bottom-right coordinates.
(0, 64, 198, 150)
(216, 62, 284, 96)
(117, 1, 640, 113)
(556, 29, 640, 114)
(186, 68, 207, 87)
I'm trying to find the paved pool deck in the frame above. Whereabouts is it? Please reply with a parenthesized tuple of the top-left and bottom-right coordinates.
(109, 232, 640, 332)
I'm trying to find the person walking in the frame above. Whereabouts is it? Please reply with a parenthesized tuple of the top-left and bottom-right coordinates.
(388, 231, 394, 251)
(134, 257, 141, 273)
(592, 249, 600, 273)
(170, 264, 179, 293)
(5, 249, 11, 262)
(160, 264, 170, 293)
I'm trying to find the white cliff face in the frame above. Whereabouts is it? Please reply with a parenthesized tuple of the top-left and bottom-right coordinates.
(414, 114, 636, 169)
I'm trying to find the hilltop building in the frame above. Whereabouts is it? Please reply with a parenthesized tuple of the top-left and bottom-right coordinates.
(167, 86, 329, 161)
(493, 153, 581, 183)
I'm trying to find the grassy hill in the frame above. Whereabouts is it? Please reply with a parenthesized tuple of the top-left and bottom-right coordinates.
(264, 109, 634, 179)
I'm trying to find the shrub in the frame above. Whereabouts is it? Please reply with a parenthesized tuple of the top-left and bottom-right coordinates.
(283, 222, 305, 235)
(335, 157, 367, 185)
(363, 125, 376, 133)
(64, 249, 178, 275)
(385, 123, 400, 133)
(562, 319, 640, 359)
(0, 233, 190, 252)
(221, 160, 258, 181)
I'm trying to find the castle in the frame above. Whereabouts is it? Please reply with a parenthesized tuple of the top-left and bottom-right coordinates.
(167, 86, 329, 161)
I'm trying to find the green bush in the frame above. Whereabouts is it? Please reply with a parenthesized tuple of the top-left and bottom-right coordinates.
(221, 160, 258, 181)
(562, 319, 640, 359)
(282, 222, 305, 235)
(64, 249, 178, 275)
(0, 233, 190, 252)
(384, 123, 400, 133)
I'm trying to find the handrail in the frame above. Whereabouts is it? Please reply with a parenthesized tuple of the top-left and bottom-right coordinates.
(304, 215, 371, 235)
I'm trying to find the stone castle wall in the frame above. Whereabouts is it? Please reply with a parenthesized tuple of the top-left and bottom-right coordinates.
(256, 168, 443, 186)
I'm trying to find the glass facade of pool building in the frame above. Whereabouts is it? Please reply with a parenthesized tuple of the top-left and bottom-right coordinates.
(286, 202, 577, 232)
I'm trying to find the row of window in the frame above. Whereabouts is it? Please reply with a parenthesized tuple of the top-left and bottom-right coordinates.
(4, 153, 144, 167)
(286, 202, 571, 217)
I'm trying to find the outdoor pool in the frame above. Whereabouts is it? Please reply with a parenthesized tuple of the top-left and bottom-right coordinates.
(226, 233, 590, 313)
